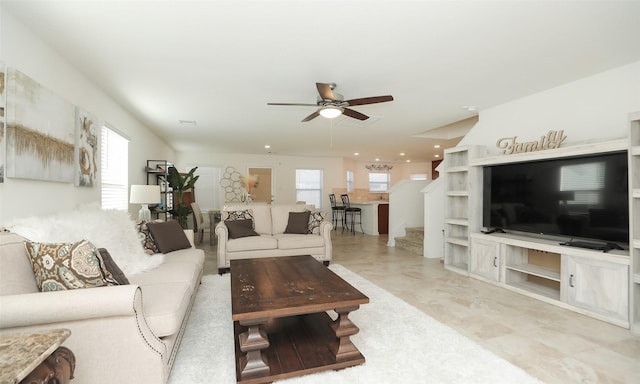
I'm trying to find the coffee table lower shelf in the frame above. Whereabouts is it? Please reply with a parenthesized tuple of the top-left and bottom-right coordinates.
(234, 312, 365, 384)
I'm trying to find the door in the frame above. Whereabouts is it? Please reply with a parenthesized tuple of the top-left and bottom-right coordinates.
(564, 255, 629, 324)
(247, 167, 272, 203)
(469, 237, 500, 282)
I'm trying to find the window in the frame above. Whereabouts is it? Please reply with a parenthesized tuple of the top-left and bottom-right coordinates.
(101, 126, 129, 210)
(296, 169, 323, 208)
(560, 161, 606, 205)
(369, 172, 390, 192)
(346, 171, 354, 193)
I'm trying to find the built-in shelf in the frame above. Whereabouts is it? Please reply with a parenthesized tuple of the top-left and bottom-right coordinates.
(506, 263, 561, 282)
(634, 274, 640, 284)
(447, 191, 468, 197)
(445, 166, 468, 173)
(506, 281, 560, 301)
(445, 218, 468, 226)
(445, 237, 468, 246)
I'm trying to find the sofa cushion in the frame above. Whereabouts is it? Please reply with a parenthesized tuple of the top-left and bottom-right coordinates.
(128, 260, 201, 291)
(0, 231, 39, 295)
(275, 233, 325, 249)
(284, 211, 311, 234)
(24, 240, 118, 291)
(147, 221, 192, 253)
(98, 248, 129, 285)
(221, 209, 255, 227)
(226, 219, 260, 239)
(139, 282, 192, 337)
(135, 220, 159, 254)
(271, 204, 313, 234)
(308, 210, 327, 234)
(227, 235, 278, 252)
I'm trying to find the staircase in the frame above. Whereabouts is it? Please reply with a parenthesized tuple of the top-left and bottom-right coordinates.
(394, 227, 424, 256)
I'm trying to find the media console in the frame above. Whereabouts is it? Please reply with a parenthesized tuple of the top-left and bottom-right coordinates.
(559, 240, 624, 253)
(470, 232, 630, 328)
(443, 138, 634, 330)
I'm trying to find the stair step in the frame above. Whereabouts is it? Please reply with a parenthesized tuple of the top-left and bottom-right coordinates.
(404, 227, 424, 240)
(395, 236, 423, 256)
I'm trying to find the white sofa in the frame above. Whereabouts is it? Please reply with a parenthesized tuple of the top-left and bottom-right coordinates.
(215, 203, 332, 273)
(0, 208, 204, 383)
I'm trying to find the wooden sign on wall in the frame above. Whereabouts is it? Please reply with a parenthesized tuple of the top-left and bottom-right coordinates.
(496, 130, 567, 155)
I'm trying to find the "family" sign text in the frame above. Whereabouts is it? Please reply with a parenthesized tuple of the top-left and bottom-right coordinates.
(496, 130, 567, 155)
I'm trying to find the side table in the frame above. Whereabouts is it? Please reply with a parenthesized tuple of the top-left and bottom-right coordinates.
(0, 329, 75, 384)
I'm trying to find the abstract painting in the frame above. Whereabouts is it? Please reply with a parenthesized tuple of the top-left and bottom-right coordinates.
(0, 62, 5, 183)
(75, 107, 99, 187)
(5, 68, 75, 182)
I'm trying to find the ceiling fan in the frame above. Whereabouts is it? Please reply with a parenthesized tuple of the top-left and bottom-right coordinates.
(267, 82, 394, 122)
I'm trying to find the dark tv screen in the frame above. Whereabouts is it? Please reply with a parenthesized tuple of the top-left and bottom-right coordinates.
(482, 151, 628, 245)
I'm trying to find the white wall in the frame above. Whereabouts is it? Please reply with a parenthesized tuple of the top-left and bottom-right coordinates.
(461, 61, 640, 151)
(0, 7, 175, 223)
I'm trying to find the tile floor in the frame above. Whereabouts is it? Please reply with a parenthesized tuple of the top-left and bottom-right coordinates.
(199, 232, 640, 383)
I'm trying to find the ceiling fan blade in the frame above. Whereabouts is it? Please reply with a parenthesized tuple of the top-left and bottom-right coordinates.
(342, 108, 369, 121)
(267, 102, 318, 106)
(316, 83, 335, 101)
(345, 95, 394, 106)
(301, 110, 320, 122)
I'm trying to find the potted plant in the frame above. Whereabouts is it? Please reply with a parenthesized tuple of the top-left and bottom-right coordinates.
(165, 166, 199, 228)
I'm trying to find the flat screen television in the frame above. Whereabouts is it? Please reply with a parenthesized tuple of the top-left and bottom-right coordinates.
(482, 151, 629, 247)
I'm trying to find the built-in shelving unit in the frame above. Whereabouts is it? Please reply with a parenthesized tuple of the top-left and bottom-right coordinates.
(443, 145, 483, 274)
(629, 111, 640, 333)
(146, 160, 174, 221)
(442, 136, 635, 329)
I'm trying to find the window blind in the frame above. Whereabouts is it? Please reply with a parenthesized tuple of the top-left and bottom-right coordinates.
(101, 126, 129, 210)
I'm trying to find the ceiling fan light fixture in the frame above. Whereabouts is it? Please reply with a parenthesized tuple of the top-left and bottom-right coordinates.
(319, 106, 343, 119)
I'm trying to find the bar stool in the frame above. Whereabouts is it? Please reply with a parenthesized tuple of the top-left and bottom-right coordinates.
(329, 194, 344, 231)
(341, 194, 363, 235)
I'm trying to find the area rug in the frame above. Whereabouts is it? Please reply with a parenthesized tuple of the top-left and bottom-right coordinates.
(169, 265, 541, 383)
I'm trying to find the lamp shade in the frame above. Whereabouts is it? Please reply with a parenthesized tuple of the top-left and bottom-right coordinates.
(319, 106, 343, 119)
(130, 185, 161, 204)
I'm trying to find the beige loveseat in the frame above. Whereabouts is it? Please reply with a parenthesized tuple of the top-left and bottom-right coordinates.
(215, 203, 332, 274)
(0, 207, 204, 383)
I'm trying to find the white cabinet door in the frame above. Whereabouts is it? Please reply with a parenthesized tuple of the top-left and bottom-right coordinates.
(470, 238, 500, 282)
(564, 255, 629, 323)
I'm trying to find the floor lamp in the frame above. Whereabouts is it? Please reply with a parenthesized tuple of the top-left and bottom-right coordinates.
(130, 185, 161, 221)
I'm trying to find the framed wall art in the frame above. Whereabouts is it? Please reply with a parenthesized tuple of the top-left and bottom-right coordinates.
(5, 68, 75, 183)
(75, 107, 99, 187)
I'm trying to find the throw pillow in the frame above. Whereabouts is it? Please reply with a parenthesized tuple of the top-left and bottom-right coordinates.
(97, 248, 129, 285)
(308, 210, 326, 234)
(24, 240, 118, 292)
(221, 209, 255, 228)
(146, 221, 192, 253)
(225, 219, 260, 239)
(284, 211, 311, 234)
(135, 220, 159, 254)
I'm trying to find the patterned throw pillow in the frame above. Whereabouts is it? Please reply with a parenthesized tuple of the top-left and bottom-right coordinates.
(135, 220, 159, 254)
(24, 240, 119, 292)
(308, 210, 326, 234)
(221, 209, 255, 228)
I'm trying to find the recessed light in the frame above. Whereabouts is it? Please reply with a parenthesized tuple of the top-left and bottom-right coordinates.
(434, 145, 440, 148)
(375, 158, 380, 162)
(406, 159, 411, 163)
(178, 119, 197, 125)
(264, 145, 271, 149)
(434, 154, 440, 158)
(400, 153, 405, 156)
(354, 152, 359, 156)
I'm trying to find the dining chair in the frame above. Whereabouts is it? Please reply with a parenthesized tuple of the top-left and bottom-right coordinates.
(329, 194, 345, 231)
(191, 202, 211, 244)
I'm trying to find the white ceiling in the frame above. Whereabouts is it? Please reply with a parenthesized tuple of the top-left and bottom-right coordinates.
(4, 1, 640, 163)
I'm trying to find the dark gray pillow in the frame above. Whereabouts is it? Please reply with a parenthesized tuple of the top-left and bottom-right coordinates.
(97, 248, 129, 285)
(146, 221, 192, 253)
(225, 219, 260, 239)
(284, 211, 311, 234)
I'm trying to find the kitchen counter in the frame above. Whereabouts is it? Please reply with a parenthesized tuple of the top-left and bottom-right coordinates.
(349, 201, 389, 235)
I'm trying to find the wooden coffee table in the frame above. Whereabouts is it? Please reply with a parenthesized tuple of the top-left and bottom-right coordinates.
(230, 255, 369, 384)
